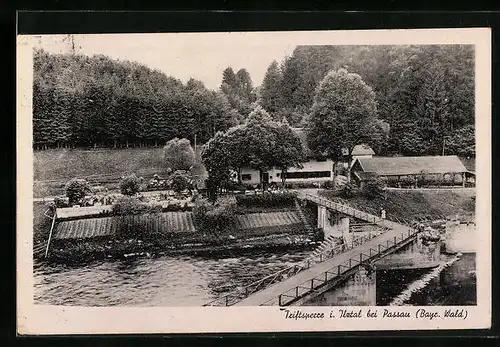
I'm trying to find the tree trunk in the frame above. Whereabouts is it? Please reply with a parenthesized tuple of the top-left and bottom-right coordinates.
(281, 169, 286, 189)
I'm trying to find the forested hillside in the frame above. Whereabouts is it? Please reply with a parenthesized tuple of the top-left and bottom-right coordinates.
(33, 50, 240, 149)
(260, 45, 475, 157)
(33, 45, 475, 158)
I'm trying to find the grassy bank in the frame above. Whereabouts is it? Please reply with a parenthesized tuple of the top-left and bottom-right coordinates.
(34, 147, 208, 197)
(319, 189, 475, 222)
(47, 223, 316, 263)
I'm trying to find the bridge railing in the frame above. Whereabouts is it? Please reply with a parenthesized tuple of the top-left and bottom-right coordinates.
(261, 228, 419, 306)
(204, 195, 419, 307)
(203, 259, 314, 307)
(203, 227, 391, 307)
(301, 193, 418, 230)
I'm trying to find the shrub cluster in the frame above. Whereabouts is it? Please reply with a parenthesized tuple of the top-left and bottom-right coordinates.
(338, 182, 357, 199)
(111, 196, 162, 216)
(65, 178, 92, 205)
(235, 192, 297, 208)
(119, 174, 142, 196)
(283, 182, 323, 189)
(193, 196, 237, 232)
(362, 177, 386, 200)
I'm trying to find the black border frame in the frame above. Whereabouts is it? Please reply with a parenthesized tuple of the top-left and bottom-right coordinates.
(4, 8, 499, 345)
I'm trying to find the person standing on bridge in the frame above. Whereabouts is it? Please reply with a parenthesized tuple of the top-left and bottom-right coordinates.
(380, 207, 386, 219)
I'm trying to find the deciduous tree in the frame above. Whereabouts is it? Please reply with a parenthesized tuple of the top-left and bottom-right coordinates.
(163, 138, 196, 172)
(306, 68, 382, 181)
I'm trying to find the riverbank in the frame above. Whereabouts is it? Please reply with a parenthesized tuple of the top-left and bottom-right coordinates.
(46, 230, 318, 264)
(39, 198, 319, 262)
(319, 188, 475, 222)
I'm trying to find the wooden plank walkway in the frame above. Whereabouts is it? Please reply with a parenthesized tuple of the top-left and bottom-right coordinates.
(234, 224, 415, 306)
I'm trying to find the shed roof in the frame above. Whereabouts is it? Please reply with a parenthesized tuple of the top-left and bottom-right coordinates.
(354, 155, 468, 176)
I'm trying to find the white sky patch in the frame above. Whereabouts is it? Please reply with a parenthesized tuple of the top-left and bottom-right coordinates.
(31, 33, 297, 90)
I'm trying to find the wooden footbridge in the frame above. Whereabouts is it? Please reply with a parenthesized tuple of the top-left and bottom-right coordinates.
(204, 193, 421, 307)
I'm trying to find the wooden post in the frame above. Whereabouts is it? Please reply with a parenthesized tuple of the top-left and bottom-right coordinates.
(44, 211, 57, 258)
(279, 295, 282, 306)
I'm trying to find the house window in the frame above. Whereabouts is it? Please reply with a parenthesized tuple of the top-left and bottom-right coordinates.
(285, 171, 331, 179)
(276, 173, 281, 177)
(241, 174, 252, 181)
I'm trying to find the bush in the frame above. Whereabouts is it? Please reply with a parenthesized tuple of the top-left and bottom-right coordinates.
(119, 174, 141, 196)
(362, 177, 386, 200)
(401, 176, 416, 188)
(321, 180, 336, 190)
(111, 196, 162, 216)
(170, 170, 192, 194)
(235, 192, 297, 208)
(227, 181, 248, 192)
(193, 196, 236, 232)
(65, 178, 92, 205)
(54, 196, 69, 208)
(338, 182, 357, 199)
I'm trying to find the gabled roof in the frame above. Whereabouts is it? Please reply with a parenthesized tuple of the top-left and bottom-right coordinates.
(341, 144, 375, 156)
(354, 155, 468, 176)
(352, 144, 375, 156)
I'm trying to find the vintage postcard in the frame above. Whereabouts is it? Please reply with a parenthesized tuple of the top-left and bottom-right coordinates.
(17, 28, 491, 334)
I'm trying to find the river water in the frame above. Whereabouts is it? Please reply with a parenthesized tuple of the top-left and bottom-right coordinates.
(34, 249, 476, 307)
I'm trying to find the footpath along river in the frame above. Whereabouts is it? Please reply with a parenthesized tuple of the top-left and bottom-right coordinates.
(34, 248, 476, 306)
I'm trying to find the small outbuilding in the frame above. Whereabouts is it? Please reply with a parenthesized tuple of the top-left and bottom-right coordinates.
(351, 155, 474, 188)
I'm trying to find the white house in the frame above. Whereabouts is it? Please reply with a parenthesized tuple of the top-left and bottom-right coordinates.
(239, 128, 334, 186)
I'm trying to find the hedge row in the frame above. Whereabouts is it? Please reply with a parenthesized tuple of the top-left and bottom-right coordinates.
(235, 192, 297, 208)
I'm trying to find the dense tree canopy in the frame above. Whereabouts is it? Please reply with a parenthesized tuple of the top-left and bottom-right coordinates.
(33, 50, 239, 149)
(260, 60, 283, 113)
(163, 138, 196, 172)
(34, 45, 475, 162)
(258, 45, 475, 157)
(219, 67, 256, 118)
(306, 68, 386, 181)
(202, 106, 305, 195)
